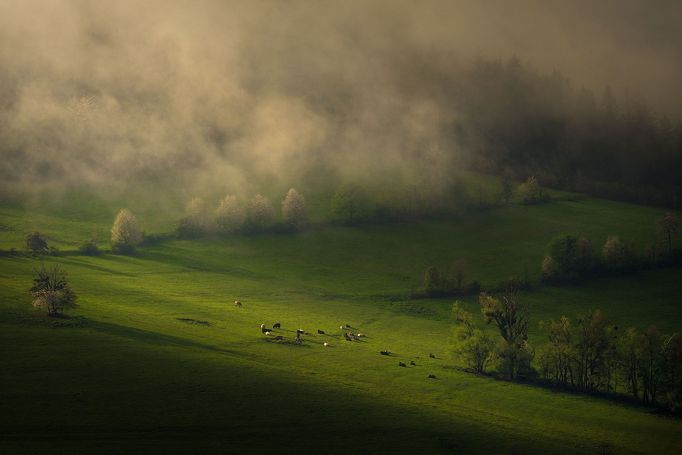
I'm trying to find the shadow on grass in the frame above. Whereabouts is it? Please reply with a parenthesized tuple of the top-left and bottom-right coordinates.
(86, 319, 245, 358)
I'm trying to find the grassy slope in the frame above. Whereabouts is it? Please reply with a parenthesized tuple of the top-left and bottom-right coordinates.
(1, 195, 681, 454)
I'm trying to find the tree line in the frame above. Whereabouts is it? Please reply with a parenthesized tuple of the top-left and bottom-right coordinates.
(542, 213, 681, 283)
(454, 57, 682, 209)
(451, 282, 682, 412)
(176, 188, 308, 238)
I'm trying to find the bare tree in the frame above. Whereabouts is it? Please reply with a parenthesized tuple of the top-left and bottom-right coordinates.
(30, 265, 77, 316)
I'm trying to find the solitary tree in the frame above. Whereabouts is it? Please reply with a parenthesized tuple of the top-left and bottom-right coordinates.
(657, 213, 680, 254)
(215, 195, 245, 234)
(111, 208, 143, 253)
(26, 232, 49, 255)
(281, 188, 308, 230)
(247, 194, 274, 231)
(30, 265, 77, 316)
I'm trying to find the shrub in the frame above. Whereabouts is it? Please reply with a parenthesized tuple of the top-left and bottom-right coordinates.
(79, 239, 101, 255)
(26, 232, 48, 255)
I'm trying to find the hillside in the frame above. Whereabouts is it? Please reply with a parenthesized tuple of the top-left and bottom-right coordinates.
(1, 194, 681, 453)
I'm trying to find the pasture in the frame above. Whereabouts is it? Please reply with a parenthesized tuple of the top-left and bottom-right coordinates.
(1, 194, 681, 453)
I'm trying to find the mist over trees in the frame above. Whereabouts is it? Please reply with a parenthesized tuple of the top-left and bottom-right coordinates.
(246, 195, 274, 231)
(0, 1, 680, 210)
(454, 58, 682, 207)
(281, 188, 307, 230)
(216, 195, 246, 234)
(178, 197, 211, 238)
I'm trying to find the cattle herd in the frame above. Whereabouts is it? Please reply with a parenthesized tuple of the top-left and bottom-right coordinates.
(253, 312, 438, 379)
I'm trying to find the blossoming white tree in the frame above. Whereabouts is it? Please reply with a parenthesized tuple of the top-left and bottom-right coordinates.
(281, 188, 307, 230)
(216, 195, 246, 233)
(111, 208, 143, 253)
(247, 194, 274, 231)
(178, 197, 211, 238)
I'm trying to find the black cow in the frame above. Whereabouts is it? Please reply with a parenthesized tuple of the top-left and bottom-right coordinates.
(317, 329, 325, 335)
(273, 322, 281, 329)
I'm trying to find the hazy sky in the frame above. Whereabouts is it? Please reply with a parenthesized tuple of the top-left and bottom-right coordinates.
(1, 0, 680, 191)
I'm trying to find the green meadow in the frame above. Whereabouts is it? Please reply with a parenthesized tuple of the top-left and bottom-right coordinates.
(1, 193, 681, 454)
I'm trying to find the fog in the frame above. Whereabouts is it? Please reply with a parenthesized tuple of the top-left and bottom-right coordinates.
(1, 0, 680, 196)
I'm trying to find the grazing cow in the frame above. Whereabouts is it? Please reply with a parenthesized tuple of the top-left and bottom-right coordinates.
(274, 335, 283, 341)
(344, 332, 354, 341)
(234, 300, 242, 307)
(317, 329, 325, 335)
(380, 350, 390, 356)
(265, 331, 271, 336)
(356, 332, 366, 338)
(428, 374, 437, 379)
(324, 342, 329, 347)
(410, 361, 416, 366)
(429, 353, 436, 359)
(296, 329, 305, 335)
(261, 324, 272, 334)
(345, 324, 351, 328)
(399, 362, 407, 367)
(273, 322, 281, 329)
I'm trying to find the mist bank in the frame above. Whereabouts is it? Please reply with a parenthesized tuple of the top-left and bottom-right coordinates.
(0, 0, 681, 208)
